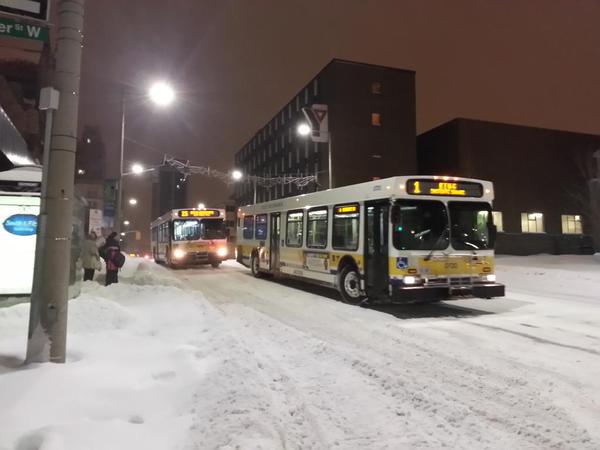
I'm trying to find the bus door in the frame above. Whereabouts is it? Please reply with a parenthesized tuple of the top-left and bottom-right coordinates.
(269, 213, 281, 271)
(365, 201, 389, 298)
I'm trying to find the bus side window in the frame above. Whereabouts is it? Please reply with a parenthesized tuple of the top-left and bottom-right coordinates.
(286, 210, 304, 247)
(243, 215, 254, 239)
(255, 214, 268, 240)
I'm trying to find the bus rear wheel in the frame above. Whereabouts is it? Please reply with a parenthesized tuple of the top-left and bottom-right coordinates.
(338, 265, 365, 305)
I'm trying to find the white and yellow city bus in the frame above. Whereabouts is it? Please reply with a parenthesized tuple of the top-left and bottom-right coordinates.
(236, 175, 505, 304)
(151, 208, 228, 268)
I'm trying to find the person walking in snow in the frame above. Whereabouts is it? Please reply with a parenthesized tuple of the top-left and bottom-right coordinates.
(81, 231, 101, 281)
(100, 231, 123, 286)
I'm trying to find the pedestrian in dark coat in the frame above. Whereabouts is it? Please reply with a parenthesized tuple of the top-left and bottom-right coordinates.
(100, 231, 121, 286)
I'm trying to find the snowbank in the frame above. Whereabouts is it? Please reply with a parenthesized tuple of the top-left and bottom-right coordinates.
(0, 260, 221, 449)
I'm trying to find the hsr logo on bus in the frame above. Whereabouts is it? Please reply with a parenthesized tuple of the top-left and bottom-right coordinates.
(3, 214, 38, 236)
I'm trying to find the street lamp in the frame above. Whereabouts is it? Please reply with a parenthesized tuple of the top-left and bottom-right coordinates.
(297, 120, 332, 189)
(148, 81, 175, 107)
(123, 220, 130, 226)
(129, 198, 138, 206)
(130, 163, 144, 174)
(231, 169, 243, 181)
(197, 203, 205, 210)
(297, 123, 311, 137)
(117, 80, 176, 232)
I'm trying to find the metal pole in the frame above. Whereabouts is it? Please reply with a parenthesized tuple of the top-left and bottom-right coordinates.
(27, 0, 85, 363)
(328, 132, 333, 189)
(253, 177, 257, 204)
(116, 89, 125, 233)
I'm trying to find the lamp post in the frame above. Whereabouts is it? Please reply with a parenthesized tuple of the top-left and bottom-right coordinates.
(297, 121, 332, 189)
(116, 81, 175, 232)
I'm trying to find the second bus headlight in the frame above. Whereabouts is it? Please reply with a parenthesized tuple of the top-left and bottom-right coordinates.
(217, 247, 228, 258)
(173, 248, 186, 259)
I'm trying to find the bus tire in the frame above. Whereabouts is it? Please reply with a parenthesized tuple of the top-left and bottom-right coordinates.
(338, 265, 365, 305)
(211, 261, 221, 268)
(251, 253, 262, 278)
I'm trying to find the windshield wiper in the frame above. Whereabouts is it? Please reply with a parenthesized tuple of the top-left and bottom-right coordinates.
(424, 226, 449, 261)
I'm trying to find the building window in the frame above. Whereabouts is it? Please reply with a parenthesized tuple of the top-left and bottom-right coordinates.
(562, 215, 582, 234)
(307, 208, 328, 248)
(333, 204, 360, 250)
(371, 82, 382, 94)
(286, 210, 304, 247)
(243, 215, 254, 239)
(371, 113, 382, 126)
(492, 211, 504, 232)
(255, 214, 268, 240)
(521, 212, 544, 233)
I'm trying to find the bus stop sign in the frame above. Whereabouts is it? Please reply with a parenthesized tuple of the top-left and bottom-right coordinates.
(0, 0, 49, 21)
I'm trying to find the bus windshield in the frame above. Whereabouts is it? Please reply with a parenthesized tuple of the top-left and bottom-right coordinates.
(448, 202, 494, 250)
(392, 200, 449, 251)
(173, 219, 226, 241)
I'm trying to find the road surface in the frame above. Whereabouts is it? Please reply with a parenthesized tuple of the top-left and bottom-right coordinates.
(170, 258, 600, 449)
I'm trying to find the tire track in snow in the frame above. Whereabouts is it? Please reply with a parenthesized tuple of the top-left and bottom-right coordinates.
(177, 265, 599, 449)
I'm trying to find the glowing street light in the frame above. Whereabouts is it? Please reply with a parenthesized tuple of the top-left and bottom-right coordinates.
(231, 169, 243, 181)
(197, 203, 205, 210)
(123, 220, 130, 226)
(148, 81, 175, 107)
(131, 163, 144, 174)
(297, 122, 311, 137)
(129, 198, 138, 206)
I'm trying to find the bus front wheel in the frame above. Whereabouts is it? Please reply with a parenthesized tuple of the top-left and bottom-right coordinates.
(211, 261, 221, 268)
(338, 265, 365, 305)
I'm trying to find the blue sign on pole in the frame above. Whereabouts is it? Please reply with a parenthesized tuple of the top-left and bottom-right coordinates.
(3, 213, 38, 236)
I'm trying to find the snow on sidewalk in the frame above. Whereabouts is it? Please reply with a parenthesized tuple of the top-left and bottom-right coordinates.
(0, 260, 238, 449)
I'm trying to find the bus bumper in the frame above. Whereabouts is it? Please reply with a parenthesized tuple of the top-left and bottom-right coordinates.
(390, 283, 505, 303)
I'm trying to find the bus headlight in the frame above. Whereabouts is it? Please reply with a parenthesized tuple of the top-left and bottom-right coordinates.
(173, 248, 186, 259)
(403, 275, 417, 285)
(217, 247, 228, 258)
(484, 274, 496, 282)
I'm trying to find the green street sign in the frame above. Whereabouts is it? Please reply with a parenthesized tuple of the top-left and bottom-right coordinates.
(0, 17, 48, 42)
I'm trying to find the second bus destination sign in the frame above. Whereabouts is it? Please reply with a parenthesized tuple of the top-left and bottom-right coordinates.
(407, 179, 483, 197)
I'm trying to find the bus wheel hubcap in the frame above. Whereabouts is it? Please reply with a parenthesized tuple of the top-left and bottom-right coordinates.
(344, 272, 360, 297)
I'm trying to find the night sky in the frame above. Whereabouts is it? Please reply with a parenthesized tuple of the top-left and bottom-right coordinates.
(78, 0, 600, 241)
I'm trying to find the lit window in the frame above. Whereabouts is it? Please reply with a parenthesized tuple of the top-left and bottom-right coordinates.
(371, 113, 381, 126)
(521, 212, 544, 233)
(371, 82, 382, 94)
(561, 215, 582, 234)
(492, 211, 504, 232)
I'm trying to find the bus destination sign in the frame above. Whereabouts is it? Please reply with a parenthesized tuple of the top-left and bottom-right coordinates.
(178, 209, 220, 218)
(335, 204, 359, 215)
(407, 179, 483, 197)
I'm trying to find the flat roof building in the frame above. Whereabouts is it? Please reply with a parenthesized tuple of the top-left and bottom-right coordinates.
(418, 118, 600, 254)
(233, 59, 416, 205)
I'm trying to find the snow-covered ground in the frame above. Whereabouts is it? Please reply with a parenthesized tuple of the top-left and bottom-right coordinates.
(0, 255, 599, 449)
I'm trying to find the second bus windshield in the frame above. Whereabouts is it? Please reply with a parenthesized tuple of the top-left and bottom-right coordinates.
(173, 219, 226, 241)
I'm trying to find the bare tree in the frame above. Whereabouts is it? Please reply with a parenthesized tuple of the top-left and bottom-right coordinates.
(568, 147, 600, 252)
